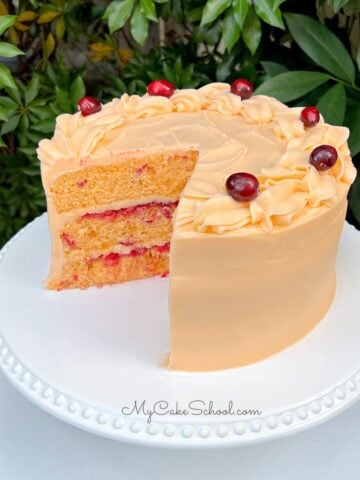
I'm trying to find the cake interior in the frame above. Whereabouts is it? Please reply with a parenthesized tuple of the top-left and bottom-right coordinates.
(47, 150, 197, 289)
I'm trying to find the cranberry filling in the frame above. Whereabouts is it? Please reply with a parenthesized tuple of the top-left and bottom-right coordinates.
(135, 164, 148, 175)
(88, 242, 171, 267)
(154, 243, 170, 254)
(61, 233, 76, 248)
(76, 179, 88, 188)
(81, 201, 179, 222)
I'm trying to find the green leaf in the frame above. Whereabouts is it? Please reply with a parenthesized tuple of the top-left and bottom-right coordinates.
(181, 64, 195, 86)
(196, 21, 222, 45)
(28, 110, 50, 122)
(25, 75, 40, 106)
(130, 5, 149, 45)
(127, 78, 147, 95)
(0, 96, 19, 122)
(356, 46, 360, 72)
(242, 5, 262, 54)
(216, 50, 237, 81)
(170, 0, 183, 22)
(5, 84, 22, 103)
(233, 0, 249, 28)
(55, 87, 72, 112)
(185, 7, 203, 21)
(1, 113, 21, 135)
(25, 130, 43, 144)
(317, 83, 346, 125)
(37, 6, 61, 23)
(285, 13, 355, 84)
(70, 76, 86, 105)
(349, 174, 360, 224)
(107, 0, 135, 34)
(0, 15, 16, 35)
(0, 137, 5, 148)
(28, 98, 48, 107)
(140, 0, 157, 21)
(327, 0, 349, 12)
(147, 70, 162, 80)
(0, 42, 24, 58)
(55, 16, 65, 40)
(253, 0, 284, 29)
(174, 56, 182, 78)
(32, 119, 56, 133)
(162, 62, 176, 84)
(0, 96, 17, 109)
(18, 113, 30, 137)
(200, 0, 232, 26)
(0, 64, 17, 90)
(255, 71, 330, 102)
(344, 0, 360, 14)
(17, 146, 37, 156)
(102, 2, 117, 19)
(345, 105, 360, 155)
(0, 104, 8, 121)
(261, 61, 288, 76)
(222, 9, 241, 51)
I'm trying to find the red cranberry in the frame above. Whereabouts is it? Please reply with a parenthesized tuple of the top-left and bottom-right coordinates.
(60, 233, 76, 249)
(103, 253, 121, 267)
(300, 106, 320, 127)
(310, 145, 338, 171)
(226, 172, 259, 202)
(230, 79, 254, 100)
(147, 79, 175, 98)
(77, 96, 102, 116)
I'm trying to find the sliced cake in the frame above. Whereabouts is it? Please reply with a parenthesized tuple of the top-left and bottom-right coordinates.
(38, 80, 356, 371)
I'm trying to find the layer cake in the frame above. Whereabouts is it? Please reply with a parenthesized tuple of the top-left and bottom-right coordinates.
(38, 81, 356, 371)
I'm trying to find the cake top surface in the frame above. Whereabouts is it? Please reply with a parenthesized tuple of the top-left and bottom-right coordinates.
(38, 82, 356, 235)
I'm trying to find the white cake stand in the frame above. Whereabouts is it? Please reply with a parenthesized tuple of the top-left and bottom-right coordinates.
(0, 214, 359, 448)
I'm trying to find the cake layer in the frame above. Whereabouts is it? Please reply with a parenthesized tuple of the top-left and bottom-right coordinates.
(50, 151, 197, 214)
(47, 242, 170, 290)
(60, 201, 178, 253)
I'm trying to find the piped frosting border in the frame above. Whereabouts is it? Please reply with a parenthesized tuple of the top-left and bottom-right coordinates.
(37, 83, 357, 234)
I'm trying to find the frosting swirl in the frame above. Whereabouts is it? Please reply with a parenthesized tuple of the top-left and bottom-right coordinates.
(189, 164, 341, 234)
(37, 83, 357, 234)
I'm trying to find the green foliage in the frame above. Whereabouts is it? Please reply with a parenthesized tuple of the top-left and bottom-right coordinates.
(285, 13, 355, 84)
(0, 15, 22, 92)
(256, 71, 331, 102)
(253, 0, 284, 29)
(105, 0, 136, 34)
(0, 15, 16, 34)
(130, 4, 148, 46)
(317, 83, 347, 125)
(0, 63, 17, 89)
(0, 0, 360, 247)
(345, 105, 360, 156)
(327, 0, 351, 13)
(233, 0, 249, 29)
(222, 9, 241, 52)
(242, 5, 262, 54)
(201, 0, 232, 26)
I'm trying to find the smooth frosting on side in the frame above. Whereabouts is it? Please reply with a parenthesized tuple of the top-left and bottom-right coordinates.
(38, 83, 357, 234)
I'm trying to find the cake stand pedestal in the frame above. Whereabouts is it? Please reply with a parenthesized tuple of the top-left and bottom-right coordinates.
(0, 214, 359, 448)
